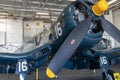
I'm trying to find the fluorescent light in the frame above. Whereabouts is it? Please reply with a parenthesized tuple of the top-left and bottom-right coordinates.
(0, 12, 8, 15)
(108, 0, 117, 4)
(40, 15, 57, 19)
(40, 15, 50, 18)
(32, 1, 40, 4)
(51, 18, 57, 21)
(36, 12, 49, 15)
(68, 0, 76, 1)
(68, 0, 117, 3)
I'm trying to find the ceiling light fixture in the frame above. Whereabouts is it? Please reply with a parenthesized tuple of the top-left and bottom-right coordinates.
(51, 18, 57, 21)
(108, 0, 117, 4)
(36, 12, 49, 15)
(0, 12, 8, 15)
(67, 0, 76, 1)
(40, 15, 57, 19)
(68, 0, 117, 4)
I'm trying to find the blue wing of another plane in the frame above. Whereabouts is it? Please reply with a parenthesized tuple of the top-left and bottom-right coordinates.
(84, 47, 120, 58)
(96, 47, 120, 58)
(85, 47, 120, 65)
(0, 44, 52, 73)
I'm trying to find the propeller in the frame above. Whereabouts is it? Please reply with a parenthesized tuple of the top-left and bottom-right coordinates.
(46, 0, 120, 78)
(100, 17, 120, 43)
(46, 16, 92, 78)
(91, 0, 120, 43)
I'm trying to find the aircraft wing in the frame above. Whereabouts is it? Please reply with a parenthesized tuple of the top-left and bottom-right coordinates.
(96, 47, 120, 58)
(0, 44, 52, 80)
(0, 44, 51, 61)
(84, 47, 120, 62)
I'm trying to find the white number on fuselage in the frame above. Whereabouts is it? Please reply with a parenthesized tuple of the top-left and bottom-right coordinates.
(18, 61, 28, 72)
(55, 22, 63, 38)
(100, 56, 108, 65)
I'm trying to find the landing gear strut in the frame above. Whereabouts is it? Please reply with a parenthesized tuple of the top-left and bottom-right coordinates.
(102, 69, 114, 80)
(99, 56, 114, 80)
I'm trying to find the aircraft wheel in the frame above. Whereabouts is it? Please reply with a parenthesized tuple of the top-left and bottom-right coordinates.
(102, 69, 114, 80)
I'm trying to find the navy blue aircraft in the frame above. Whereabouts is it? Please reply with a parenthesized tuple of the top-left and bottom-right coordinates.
(45, 0, 120, 80)
(0, 0, 120, 80)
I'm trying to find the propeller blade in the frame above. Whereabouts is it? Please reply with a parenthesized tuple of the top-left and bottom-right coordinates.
(100, 17, 120, 43)
(46, 16, 92, 78)
(78, 0, 90, 9)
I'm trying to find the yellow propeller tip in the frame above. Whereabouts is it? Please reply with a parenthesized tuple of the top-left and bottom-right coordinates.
(46, 68, 56, 78)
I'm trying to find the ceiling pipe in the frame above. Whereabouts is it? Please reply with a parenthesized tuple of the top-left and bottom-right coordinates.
(109, 1, 120, 10)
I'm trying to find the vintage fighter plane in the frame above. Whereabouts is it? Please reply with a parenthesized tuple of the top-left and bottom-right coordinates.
(0, 0, 120, 80)
(45, 0, 120, 80)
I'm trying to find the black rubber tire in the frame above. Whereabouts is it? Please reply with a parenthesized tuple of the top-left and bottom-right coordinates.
(102, 69, 115, 80)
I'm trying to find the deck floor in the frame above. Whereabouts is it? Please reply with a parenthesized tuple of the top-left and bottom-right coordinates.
(0, 64, 119, 80)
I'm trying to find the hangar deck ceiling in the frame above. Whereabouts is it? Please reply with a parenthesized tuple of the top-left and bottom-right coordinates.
(0, 0, 119, 20)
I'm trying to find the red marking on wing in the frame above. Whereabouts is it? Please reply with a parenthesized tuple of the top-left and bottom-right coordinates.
(70, 39, 76, 45)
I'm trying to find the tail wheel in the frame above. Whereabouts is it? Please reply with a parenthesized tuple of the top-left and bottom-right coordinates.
(102, 69, 114, 80)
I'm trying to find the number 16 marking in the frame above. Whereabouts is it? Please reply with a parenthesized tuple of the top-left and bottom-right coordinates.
(18, 61, 28, 72)
(100, 56, 108, 65)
